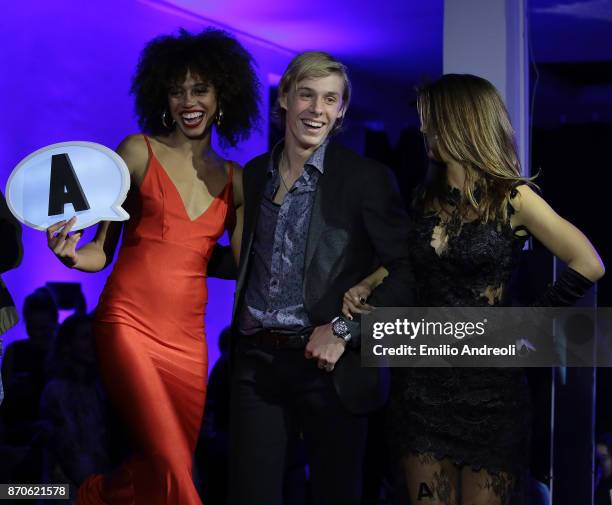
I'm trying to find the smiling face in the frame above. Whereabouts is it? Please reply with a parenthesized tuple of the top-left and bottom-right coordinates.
(280, 73, 345, 150)
(167, 70, 218, 138)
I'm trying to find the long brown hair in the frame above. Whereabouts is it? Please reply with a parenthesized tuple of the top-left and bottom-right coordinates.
(416, 74, 533, 223)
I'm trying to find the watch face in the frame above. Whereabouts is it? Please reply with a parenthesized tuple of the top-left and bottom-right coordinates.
(333, 319, 349, 336)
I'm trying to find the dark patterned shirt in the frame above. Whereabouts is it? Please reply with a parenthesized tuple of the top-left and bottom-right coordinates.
(238, 141, 327, 334)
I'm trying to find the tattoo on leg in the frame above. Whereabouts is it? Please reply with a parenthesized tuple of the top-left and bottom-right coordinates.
(433, 470, 453, 505)
(479, 472, 514, 505)
(409, 453, 455, 504)
(414, 473, 453, 503)
(417, 482, 434, 500)
(417, 452, 438, 465)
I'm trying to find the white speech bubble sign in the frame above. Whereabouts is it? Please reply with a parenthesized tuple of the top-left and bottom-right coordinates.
(5, 141, 130, 231)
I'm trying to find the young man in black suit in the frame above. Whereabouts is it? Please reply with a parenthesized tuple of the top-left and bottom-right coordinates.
(229, 51, 414, 505)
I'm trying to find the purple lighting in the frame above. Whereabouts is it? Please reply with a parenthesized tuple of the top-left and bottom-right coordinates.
(1, 0, 293, 371)
(142, 0, 443, 85)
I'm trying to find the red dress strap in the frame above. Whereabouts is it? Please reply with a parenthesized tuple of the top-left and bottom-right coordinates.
(142, 134, 153, 157)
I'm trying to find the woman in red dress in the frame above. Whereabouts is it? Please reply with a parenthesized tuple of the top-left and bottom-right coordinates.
(46, 28, 259, 504)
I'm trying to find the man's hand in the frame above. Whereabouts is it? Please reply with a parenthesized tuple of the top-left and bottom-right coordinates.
(305, 323, 346, 372)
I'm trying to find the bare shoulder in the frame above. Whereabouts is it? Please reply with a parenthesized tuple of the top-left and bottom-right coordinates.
(226, 160, 244, 207)
(116, 134, 149, 181)
(509, 183, 545, 214)
(509, 183, 555, 228)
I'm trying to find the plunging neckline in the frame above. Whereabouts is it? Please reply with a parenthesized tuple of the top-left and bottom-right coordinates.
(148, 150, 230, 223)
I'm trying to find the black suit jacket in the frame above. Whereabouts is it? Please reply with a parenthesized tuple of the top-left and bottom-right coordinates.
(0, 191, 22, 275)
(232, 142, 414, 414)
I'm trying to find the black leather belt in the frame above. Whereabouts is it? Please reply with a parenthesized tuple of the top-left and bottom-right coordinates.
(240, 329, 312, 349)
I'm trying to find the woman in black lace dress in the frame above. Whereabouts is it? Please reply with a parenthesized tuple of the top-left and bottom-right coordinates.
(343, 74, 605, 504)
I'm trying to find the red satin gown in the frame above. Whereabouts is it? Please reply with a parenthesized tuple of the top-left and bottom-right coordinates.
(78, 135, 232, 504)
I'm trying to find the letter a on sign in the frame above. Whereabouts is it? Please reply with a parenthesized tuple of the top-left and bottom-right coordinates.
(48, 153, 91, 216)
(5, 141, 130, 231)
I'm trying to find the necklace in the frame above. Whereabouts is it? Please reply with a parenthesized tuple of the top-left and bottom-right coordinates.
(279, 151, 292, 192)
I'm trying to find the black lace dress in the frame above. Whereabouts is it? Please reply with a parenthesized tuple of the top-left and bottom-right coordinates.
(390, 187, 532, 490)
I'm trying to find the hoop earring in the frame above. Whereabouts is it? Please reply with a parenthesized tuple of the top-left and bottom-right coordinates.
(162, 111, 175, 129)
(216, 109, 224, 128)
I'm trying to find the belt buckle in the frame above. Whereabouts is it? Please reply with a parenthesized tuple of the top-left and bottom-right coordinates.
(269, 330, 285, 348)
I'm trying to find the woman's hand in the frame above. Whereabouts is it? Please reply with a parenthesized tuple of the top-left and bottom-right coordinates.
(342, 281, 375, 320)
(46, 217, 83, 268)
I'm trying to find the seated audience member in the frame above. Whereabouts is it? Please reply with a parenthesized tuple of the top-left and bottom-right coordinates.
(40, 313, 111, 493)
(0, 287, 58, 480)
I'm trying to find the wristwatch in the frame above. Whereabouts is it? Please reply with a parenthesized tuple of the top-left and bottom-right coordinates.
(331, 316, 352, 343)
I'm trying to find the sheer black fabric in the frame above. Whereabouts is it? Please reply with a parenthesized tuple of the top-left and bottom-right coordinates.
(390, 184, 532, 504)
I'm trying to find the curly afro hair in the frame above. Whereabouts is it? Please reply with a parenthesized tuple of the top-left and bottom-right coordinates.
(131, 28, 260, 147)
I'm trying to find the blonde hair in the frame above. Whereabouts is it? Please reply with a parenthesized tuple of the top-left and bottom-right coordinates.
(277, 51, 351, 132)
(417, 73, 533, 223)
